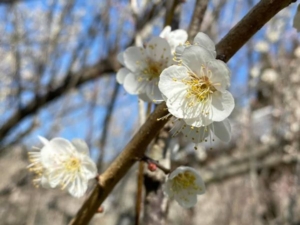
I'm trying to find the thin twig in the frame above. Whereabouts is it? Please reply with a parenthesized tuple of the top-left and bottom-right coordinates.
(142, 155, 171, 175)
(187, 0, 209, 41)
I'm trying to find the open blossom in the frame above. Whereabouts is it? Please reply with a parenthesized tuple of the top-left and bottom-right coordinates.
(163, 166, 205, 208)
(174, 32, 217, 61)
(27, 136, 97, 198)
(159, 44, 234, 127)
(117, 37, 172, 102)
(159, 26, 188, 53)
(172, 119, 232, 146)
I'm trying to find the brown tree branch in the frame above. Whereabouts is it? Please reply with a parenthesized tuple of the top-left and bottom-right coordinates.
(215, 0, 297, 62)
(69, 0, 297, 224)
(0, 58, 115, 146)
(187, 0, 209, 41)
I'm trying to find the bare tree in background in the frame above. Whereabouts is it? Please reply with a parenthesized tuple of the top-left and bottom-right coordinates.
(1, 0, 300, 225)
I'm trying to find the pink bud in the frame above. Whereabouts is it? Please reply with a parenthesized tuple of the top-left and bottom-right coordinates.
(148, 162, 157, 172)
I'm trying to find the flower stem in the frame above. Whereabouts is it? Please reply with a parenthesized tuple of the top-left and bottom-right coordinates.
(141, 155, 171, 175)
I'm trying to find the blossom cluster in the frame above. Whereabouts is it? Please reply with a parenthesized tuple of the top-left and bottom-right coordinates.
(27, 136, 97, 198)
(116, 26, 235, 208)
(118, 27, 234, 145)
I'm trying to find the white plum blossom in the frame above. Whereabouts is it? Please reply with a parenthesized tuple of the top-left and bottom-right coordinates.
(117, 37, 172, 102)
(174, 32, 217, 61)
(159, 26, 188, 53)
(159, 44, 234, 127)
(27, 136, 97, 198)
(172, 119, 231, 147)
(163, 166, 205, 208)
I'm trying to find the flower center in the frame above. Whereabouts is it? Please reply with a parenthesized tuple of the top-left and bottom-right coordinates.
(171, 171, 203, 194)
(143, 59, 163, 80)
(184, 72, 216, 103)
(64, 157, 81, 173)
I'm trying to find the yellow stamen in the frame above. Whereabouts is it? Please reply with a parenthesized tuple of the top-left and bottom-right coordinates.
(171, 171, 202, 193)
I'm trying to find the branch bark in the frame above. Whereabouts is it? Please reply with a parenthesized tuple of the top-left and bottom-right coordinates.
(188, 0, 209, 41)
(69, 0, 297, 224)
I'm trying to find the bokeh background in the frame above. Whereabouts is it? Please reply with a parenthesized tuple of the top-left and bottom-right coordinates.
(1, 0, 300, 224)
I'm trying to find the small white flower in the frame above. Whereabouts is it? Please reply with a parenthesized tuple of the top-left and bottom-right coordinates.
(116, 37, 172, 102)
(28, 136, 97, 198)
(172, 119, 232, 147)
(174, 32, 217, 61)
(293, 4, 300, 32)
(159, 26, 188, 53)
(163, 166, 205, 208)
(159, 45, 234, 127)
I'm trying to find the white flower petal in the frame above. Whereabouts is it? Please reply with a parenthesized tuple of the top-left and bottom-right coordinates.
(123, 46, 147, 72)
(159, 26, 171, 38)
(180, 123, 210, 143)
(81, 156, 98, 179)
(169, 166, 187, 179)
(160, 26, 187, 53)
(145, 82, 163, 102)
(193, 32, 216, 58)
(71, 139, 89, 155)
(159, 65, 188, 99)
(40, 138, 74, 168)
(184, 114, 213, 127)
(174, 191, 198, 208)
(174, 44, 185, 59)
(211, 91, 234, 122)
(169, 29, 188, 45)
(68, 176, 88, 198)
(123, 73, 147, 94)
(182, 45, 214, 76)
(117, 52, 125, 65)
(146, 37, 171, 62)
(116, 67, 131, 84)
(207, 60, 231, 90)
(47, 169, 64, 188)
(211, 119, 231, 142)
(167, 30, 188, 53)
